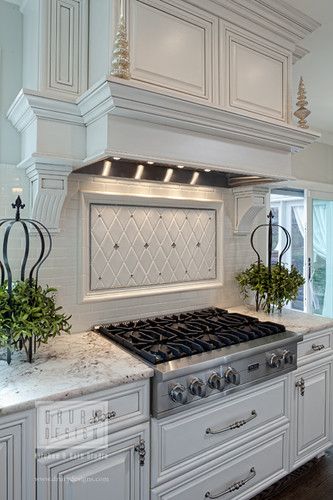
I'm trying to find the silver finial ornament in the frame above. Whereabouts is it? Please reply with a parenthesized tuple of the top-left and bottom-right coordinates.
(110, 13, 130, 79)
(294, 76, 311, 129)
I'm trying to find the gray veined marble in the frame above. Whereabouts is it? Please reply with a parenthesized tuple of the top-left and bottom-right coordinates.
(0, 331, 153, 416)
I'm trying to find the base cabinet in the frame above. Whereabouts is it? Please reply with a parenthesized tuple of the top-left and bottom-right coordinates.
(0, 411, 35, 500)
(37, 422, 149, 500)
(292, 360, 332, 468)
(151, 427, 289, 500)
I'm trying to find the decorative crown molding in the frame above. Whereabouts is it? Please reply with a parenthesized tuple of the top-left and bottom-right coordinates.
(78, 77, 320, 152)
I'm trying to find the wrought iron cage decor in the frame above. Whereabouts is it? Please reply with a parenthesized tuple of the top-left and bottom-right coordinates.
(0, 196, 52, 363)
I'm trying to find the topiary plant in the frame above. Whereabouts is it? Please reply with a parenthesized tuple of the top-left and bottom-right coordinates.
(236, 262, 305, 313)
(0, 279, 71, 360)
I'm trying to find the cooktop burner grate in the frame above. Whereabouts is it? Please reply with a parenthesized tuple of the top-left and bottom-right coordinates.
(98, 307, 286, 364)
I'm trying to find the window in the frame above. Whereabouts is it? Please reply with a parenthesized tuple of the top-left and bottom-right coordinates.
(270, 189, 305, 311)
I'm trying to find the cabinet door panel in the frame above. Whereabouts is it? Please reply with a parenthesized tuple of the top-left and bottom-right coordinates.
(129, 0, 216, 100)
(293, 362, 332, 466)
(151, 429, 288, 500)
(38, 423, 149, 500)
(0, 425, 22, 500)
(0, 413, 35, 500)
(224, 25, 289, 122)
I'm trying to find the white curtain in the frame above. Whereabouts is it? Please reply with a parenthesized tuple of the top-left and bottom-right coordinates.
(310, 201, 333, 318)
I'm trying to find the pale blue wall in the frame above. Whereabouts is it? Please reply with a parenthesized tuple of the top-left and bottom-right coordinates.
(0, 0, 22, 164)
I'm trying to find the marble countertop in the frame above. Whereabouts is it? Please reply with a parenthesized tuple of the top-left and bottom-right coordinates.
(228, 305, 333, 335)
(0, 331, 153, 416)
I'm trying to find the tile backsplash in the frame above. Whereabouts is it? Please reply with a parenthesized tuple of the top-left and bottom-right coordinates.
(90, 204, 216, 291)
(0, 165, 258, 332)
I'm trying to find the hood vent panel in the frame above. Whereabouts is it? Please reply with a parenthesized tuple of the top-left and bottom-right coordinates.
(74, 158, 279, 189)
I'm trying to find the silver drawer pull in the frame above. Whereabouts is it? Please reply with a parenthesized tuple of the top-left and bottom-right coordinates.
(206, 410, 257, 435)
(89, 410, 116, 424)
(312, 344, 325, 351)
(205, 467, 256, 498)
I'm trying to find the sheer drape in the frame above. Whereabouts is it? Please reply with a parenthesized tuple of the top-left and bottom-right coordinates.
(310, 201, 333, 317)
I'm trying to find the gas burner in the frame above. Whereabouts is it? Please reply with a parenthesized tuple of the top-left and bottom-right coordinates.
(97, 307, 300, 417)
(99, 307, 286, 365)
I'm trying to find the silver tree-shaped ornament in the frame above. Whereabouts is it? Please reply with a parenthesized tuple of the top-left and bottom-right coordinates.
(0, 196, 52, 363)
(110, 15, 131, 79)
(294, 76, 311, 129)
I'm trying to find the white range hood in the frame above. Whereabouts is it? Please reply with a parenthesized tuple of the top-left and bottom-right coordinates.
(7, 0, 321, 232)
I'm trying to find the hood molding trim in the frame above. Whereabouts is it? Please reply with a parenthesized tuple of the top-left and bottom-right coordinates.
(8, 78, 319, 232)
(79, 78, 320, 152)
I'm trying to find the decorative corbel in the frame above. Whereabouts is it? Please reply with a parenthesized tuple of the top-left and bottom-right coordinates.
(23, 160, 73, 233)
(233, 186, 269, 235)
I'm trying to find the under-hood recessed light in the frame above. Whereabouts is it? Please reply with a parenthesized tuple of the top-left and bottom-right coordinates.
(102, 160, 112, 176)
(147, 161, 154, 165)
(164, 168, 173, 183)
(190, 172, 200, 185)
(113, 157, 121, 160)
(177, 165, 184, 169)
(135, 164, 145, 180)
(204, 169, 211, 172)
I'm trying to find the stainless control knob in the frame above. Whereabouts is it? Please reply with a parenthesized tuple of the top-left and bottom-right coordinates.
(268, 353, 282, 368)
(208, 372, 226, 391)
(224, 367, 241, 386)
(189, 378, 207, 397)
(169, 383, 187, 404)
(281, 350, 294, 364)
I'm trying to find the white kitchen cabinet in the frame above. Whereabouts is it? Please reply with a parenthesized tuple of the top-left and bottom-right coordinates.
(151, 426, 289, 500)
(0, 411, 35, 500)
(129, 0, 218, 102)
(151, 376, 289, 487)
(222, 23, 290, 122)
(291, 359, 332, 469)
(37, 422, 149, 500)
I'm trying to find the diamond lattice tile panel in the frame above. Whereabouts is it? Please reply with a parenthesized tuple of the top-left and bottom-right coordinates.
(90, 204, 217, 290)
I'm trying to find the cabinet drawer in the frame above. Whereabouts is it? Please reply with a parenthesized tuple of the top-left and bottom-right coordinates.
(298, 331, 332, 361)
(36, 380, 149, 451)
(151, 377, 288, 486)
(151, 428, 288, 500)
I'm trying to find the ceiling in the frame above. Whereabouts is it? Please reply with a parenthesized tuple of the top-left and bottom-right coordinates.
(283, 0, 333, 139)
(5, 0, 332, 138)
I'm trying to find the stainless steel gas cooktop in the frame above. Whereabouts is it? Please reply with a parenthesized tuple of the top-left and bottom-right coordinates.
(97, 308, 302, 418)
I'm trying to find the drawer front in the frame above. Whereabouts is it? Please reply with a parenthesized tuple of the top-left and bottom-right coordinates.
(298, 331, 332, 361)
(151, 429, 288, 500)
(152, 377, 287, 485)
(36, 380, 149, 450)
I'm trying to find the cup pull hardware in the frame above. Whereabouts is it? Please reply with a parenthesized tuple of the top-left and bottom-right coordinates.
(295, 377, 305, 396)
(205, 467, 256, 498)
(206, 410, 257, 435)
(312, 344, 325, 351)
(89, 409, 116, 424)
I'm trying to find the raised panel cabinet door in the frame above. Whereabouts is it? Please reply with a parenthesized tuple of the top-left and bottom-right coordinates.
(223, 25, 290, 122)
(0, 424, 22, 500)
(37, 423, 149, 500)
(48, 0, 88, 96)
(129, 0, 217, 101)
(294, 362, 332, 465)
